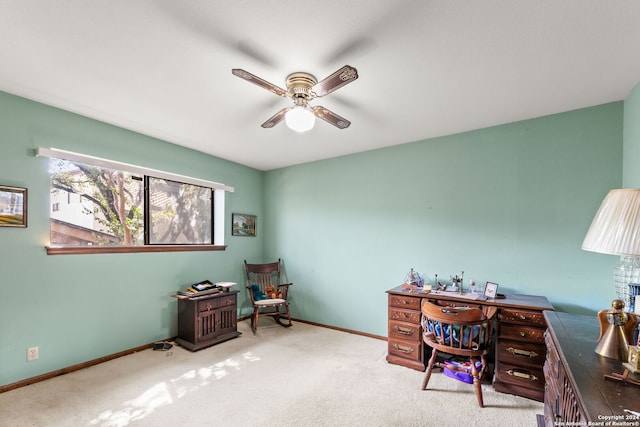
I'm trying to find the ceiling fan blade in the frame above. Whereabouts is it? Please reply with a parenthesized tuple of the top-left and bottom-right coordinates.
(312, 106, 351, 129)
(232, 69, 287, 97)
(311, 65, 358, 98)
(261, 107, 291, 128)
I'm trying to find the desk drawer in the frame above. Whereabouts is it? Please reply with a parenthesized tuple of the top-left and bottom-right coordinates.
(497, 339, 546, 367)
(500, 324, 545, 344)
(388, 338, 423, 362)
(389, 320, 421, 341)
(495, 361, 545, 390)
(499, 308, 546, 327)
(389, 307, 421, 324)
(389, 294, 421, 310)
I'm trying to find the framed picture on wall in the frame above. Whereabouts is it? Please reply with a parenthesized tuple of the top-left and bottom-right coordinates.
(232, 213, 257, 237)
(0, 185, 27, 228)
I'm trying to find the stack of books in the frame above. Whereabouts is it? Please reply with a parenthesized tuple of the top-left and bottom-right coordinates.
(176, 280, 221, 297)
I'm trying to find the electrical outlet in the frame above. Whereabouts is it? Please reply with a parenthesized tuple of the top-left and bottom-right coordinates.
(27, 346, 39, 362)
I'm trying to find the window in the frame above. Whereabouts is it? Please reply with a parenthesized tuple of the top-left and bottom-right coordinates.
(39, 148, 233, 254)
(49, 158, 144, 246)
(146, 177, 212, 245)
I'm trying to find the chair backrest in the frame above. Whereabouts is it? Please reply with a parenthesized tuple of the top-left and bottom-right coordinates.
(421, 300, 497, 357)
(244, 259, 284, 300)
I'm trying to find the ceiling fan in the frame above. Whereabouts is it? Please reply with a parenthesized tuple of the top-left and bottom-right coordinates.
(231, 65, 358, 132)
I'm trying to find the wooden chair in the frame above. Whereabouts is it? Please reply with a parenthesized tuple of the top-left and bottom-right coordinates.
(244, 259, 292, 334)
(420, 300, 497, 407)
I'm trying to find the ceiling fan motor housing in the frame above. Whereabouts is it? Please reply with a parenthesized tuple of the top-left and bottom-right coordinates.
(286, 72, 317, 102)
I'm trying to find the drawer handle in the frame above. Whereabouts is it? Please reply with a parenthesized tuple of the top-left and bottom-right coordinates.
(395, 326, 415, 335)
(506, 347, 538, 358)
(518, 314, 527, 320)
(393, 343, 415, 354)
(506, 369, 537, 381)
(399, 299, 411, 305)
(205, 304, 213, 311)
(519, 331, 526, 337)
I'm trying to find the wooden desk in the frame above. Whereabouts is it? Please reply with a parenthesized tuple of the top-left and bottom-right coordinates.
(542, 311, 640, 426)
(386, 286, 554, 401)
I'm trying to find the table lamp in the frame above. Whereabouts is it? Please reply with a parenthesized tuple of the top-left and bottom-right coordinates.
(582, 189, 640, 359)
(582, 189, 640, 310)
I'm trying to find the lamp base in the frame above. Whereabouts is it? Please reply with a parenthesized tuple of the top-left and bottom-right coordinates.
(595, 324, 630, 360)
(615, 256, 640, 311)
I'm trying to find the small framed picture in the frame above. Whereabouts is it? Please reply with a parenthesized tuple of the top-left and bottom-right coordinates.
(0, 185, 27, 228)
(484, 282, 499, 299)
(232, 213, 256, 237)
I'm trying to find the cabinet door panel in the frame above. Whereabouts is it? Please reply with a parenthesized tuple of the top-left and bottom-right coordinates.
(198, 311, 218, 341)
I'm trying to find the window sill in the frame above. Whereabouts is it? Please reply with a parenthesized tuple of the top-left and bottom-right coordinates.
(45, 245, 227, 255)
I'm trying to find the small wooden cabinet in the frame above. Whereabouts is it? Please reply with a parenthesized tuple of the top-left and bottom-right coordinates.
(175, 290, 241, 351)
(386, 286, 553, 402)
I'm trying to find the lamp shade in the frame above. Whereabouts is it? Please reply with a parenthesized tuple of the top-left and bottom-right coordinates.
(582, 189, 640, 256)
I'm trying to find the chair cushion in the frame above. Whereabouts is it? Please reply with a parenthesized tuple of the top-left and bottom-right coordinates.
(255, 298, 286, 306)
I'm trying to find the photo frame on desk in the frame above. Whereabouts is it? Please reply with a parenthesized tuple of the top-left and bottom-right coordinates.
(484, 282, 499, 299)
(0, 185, 27, 228)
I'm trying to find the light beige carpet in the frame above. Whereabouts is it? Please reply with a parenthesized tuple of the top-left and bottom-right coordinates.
(0, 320, 543, 427)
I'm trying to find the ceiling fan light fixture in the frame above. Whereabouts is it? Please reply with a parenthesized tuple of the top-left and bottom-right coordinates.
(232, 65, 358, 130)
(285, 105, 315, 133)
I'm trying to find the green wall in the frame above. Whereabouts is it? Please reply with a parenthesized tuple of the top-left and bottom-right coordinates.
(0, 88, 630, 388)
(0, 91, 264, 387)
(624, 81, 640, 186)
(264, 103, 623, 336)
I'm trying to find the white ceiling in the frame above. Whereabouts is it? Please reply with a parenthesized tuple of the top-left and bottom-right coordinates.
(1, 1, 640, 171)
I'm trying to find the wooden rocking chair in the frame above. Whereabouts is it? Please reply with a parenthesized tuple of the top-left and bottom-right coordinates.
(244, 259, 292, 334)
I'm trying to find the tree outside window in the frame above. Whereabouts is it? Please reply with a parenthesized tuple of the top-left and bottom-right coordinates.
(49, 158, 213, 246)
